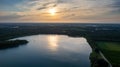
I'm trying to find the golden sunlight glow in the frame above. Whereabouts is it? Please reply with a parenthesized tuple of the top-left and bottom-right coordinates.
(49, 8, 57, 16)
(47, 35, 59, 51)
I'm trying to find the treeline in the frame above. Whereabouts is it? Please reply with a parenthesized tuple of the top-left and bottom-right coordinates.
(0, 23, 120, 41)
(0, 40, 28, 49)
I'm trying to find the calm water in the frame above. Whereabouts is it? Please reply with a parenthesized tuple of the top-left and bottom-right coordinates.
(0, 35, 92, 67)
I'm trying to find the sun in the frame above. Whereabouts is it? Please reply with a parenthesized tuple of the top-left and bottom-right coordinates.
(49, 8, 57, 16)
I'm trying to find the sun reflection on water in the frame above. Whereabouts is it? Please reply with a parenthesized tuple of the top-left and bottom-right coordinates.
(47, 35, 59, 52)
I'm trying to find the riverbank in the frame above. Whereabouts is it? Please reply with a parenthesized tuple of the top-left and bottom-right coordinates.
(87, 38, 109, 67)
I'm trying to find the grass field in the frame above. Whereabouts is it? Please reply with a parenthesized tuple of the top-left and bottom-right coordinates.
(96, 42, 120, 67)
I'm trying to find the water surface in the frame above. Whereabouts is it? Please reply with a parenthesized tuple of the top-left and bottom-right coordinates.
(0, 35, 92, 67)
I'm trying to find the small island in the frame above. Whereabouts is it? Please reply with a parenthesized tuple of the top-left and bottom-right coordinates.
(0, 40, 28, 49)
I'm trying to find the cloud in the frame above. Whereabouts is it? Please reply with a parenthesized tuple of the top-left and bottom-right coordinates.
(37, 2, 57, 10)
(0, 0, 120, 22)
(0, 11, 22, 21)
(107, 0, 120, 14)
(37, 7, 46, 10)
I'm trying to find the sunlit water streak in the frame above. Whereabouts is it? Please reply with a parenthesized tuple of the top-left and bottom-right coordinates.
(47, 35, 59, 52)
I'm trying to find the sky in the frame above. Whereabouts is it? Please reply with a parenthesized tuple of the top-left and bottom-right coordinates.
(0, 0, 120, 23)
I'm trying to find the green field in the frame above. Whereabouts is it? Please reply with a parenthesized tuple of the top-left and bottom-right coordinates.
(96, 42, 120, 67)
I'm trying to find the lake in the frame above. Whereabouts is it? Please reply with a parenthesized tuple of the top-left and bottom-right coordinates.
(0, 35, 92, 67)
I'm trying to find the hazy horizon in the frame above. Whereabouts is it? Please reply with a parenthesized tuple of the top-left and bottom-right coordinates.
(0, 22, 120, 24)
